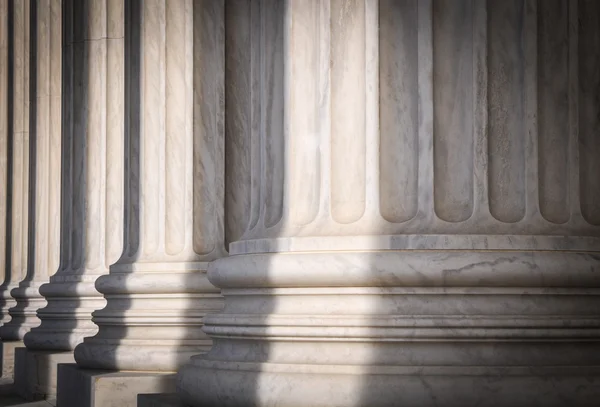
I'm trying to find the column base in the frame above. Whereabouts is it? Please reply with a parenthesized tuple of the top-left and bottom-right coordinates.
(0, 341, 23, 378)
(138, 394, 185, 407)
(56, 364, 175, 407)
(13, 349, 74, 401)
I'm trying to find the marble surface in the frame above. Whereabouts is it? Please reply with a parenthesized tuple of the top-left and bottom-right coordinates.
(0, 0, 30, 337)
(73, 0, 225, 372)
(13, 349, 73, 401)
(56, 364, 174, 407)
(24, 0, 125, 352)
(2, 0, 64, 341)
(0, 0, 598, 406)
(0, 0, 8, 327)
(177, 0, 600, 406)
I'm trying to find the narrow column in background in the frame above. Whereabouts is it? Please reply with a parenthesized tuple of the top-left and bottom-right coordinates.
(25, 0, 124, 354)
(8, 0, 62, 397)
(0, 0, 31, 379)
(4, 0, 62, 343)
(56, 1, 224, 405)
(0, 0, 9, 329)
(0, 0, 31, 346)
(0, 0, 16, 378)
(14, 0, 125, 400)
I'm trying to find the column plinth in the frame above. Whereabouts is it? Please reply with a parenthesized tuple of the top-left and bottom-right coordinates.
(178, 0, 600, 405)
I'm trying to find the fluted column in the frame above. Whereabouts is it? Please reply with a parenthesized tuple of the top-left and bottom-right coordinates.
(0, 0, 30, 330)
(2, 0, 62, 341)
(74, 0, 224, 371)
(24, 0, 124, 351)
(178, 1, 600, 406)
(0, 0, 34, 340)
(0, 0, 10, 326)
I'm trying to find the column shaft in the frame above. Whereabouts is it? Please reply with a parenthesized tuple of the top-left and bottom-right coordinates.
(4, 0, 62, 341)
(0, 0, 8, 325)
(74, 0, 225, 372)
(178, 1, 600, 406)
(0, 0, 32, 340)
(24, 0, 125, 351)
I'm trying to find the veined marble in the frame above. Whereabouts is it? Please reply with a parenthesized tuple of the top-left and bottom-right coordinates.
(1, 0, 33, 340)
(177, 1, 600, 406)
(0, 0, 10, 326)
(24, 0, 125, 352)
(74, 0, 225, 372)
(4, 0, 63, 341)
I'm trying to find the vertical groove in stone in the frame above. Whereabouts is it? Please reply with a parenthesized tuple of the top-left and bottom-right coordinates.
(34, 0, 62, 280)
(472, 0, 489, 218)
(537, 0, 569, 224)
(59, 0, 73, 274)
(85, 0, 107, 271)
(330, 0, 366, 224)
(567, 0, 580, 221)
(261, 0, 284, 229)
(165, 0, 188, 255)
(224, 0, 253, 245)
(123, 0, 140, 259)
(286, 0, 323, 227)
(432, 0, 474, 223)
(248, 0, 261, 233)
(487, 0, 526, 223)
(193, 0, 224, 254)
(11, 135, 24, 282)
(416, 0, 434, 219)
(105, 0, 124, 264)
(363, 0, 379, 219)
(140, 0, 165, 257)
(379, 0, 418, 223)
(34, 0, 50, 278)
(48, 0, 61, 274)
(70, 0, 84, 271)
(578, 0, 600, 226)
(21, 0, 30, 279)
(0, 0, 7, 287)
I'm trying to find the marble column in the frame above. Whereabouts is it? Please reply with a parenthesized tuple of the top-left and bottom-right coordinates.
(177, 1, 600, 406)
(2, 0, 61, 342)
(24, 0, 125, 352)
(0, 0, 10, 327)
(74, 0, 224, 372)
(0, 0, 33, 341)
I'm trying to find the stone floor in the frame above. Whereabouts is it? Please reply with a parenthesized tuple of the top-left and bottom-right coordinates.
(0, 378, 54, 407)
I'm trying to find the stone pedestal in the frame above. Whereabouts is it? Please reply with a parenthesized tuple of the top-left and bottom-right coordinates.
(13, 348, 73, 401)
(0, 341, 23, 378)
(138, 394, 184, 407)
(56, 364, 175, 407)
(177, 1, 600, 406)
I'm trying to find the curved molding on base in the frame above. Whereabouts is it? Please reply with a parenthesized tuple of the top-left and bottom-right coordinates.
(23, 280, 105, 350)
(74, 264, 223, 371)
(0, 282, 46, 340)
(178, 246, 600, 407)
(0, 283, 19, 325)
